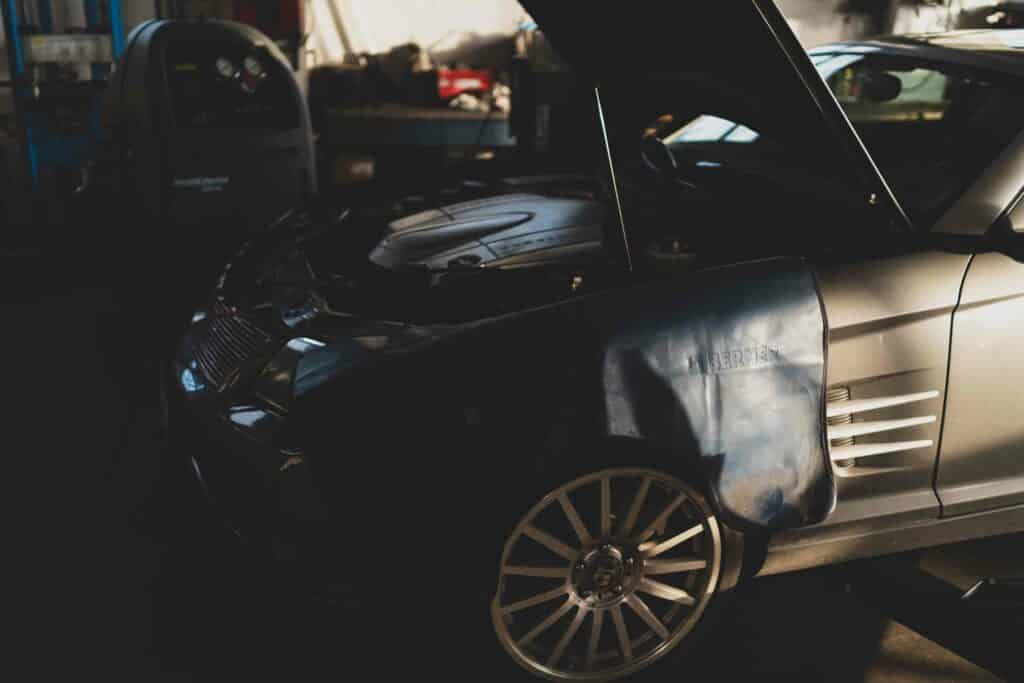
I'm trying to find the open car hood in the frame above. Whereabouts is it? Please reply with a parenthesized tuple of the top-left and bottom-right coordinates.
(521, 0, 911, 231)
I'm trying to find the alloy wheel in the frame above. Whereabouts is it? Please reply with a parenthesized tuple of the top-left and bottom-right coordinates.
(492, 468, 722, 681)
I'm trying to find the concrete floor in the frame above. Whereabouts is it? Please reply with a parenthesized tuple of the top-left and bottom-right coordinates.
(9, 260, 1023, 682)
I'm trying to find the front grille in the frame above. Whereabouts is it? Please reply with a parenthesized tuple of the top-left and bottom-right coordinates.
(193, 300, 274, 390)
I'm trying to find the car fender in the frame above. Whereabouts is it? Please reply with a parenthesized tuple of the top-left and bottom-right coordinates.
(592, 258, 833, 531)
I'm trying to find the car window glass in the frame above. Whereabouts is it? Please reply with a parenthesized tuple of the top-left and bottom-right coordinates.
(831, 66, 951, 123)
(821, 55, 1024, 226)
(630, 54, 1024, 230)
(664, 115, 760, 145)
(813, 53, 869, 80)
(599, 80, 873, 264)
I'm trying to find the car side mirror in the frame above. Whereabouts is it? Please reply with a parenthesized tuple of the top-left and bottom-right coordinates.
(1010, 200, 1024, 234)
(1003, 202, 1024, 260)
(982, 205, 1024, 263)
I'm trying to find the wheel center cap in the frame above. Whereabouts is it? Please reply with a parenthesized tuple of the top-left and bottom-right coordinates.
(592, 556, 621, 589)
(572, 543, 637, 606)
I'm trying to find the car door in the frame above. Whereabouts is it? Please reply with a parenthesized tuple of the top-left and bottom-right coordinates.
(936, 198, 1024, 516)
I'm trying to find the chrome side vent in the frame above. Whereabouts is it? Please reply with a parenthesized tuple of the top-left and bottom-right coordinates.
(826, 387, 856, 468)
(826, 389, 938, 464)
(826, 391, 940, 418)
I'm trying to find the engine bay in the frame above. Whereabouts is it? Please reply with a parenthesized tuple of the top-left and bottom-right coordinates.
(214, 184, 611, 330)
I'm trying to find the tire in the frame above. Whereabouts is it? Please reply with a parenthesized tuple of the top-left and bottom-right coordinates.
(485, 447, 727, 681)
(298, 442, 731, 681)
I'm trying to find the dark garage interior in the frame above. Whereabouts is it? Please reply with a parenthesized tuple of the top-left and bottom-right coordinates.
(5, 1, 1024, 681)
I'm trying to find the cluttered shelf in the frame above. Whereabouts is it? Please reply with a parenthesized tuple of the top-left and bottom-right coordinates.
(322, 102, 514, 148)
(328, 102, 510, 122)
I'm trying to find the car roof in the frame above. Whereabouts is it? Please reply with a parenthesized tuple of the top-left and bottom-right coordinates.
(811, 30, 1024, 77)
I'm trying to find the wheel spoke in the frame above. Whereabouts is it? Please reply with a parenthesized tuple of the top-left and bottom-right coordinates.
(503, 565, 570, 578)
(585, 609, 604, 671)
(558, 493, 591, 545)
(523, 524, 577, 561)
(638, 494, 686, 542)
(519, 598, 575, 646)
(600, 475, 612, 537)
(644, 524, 704, 558)
(644, 558, 707, 575)
(619, 477, 651, 536)
(611, 604, 633, 663)
(501, 585, 571, 613)
(637, 578, 696, 605)
(626, 594, 670, 640)
(548, 605, 587, 666)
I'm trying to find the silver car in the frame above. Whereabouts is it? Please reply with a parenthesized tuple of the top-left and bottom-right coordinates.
(171, 3, 1024, 680)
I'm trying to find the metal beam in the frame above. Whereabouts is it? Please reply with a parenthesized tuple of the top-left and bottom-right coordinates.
(2, 0, 26, 75)
(108, 0, 123, 57)
(1, 0, 39, 185)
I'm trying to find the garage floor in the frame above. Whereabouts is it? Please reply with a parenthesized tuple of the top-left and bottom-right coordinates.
(10, 257, 1023, 682)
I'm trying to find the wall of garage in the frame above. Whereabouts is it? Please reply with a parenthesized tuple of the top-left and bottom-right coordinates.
(298, 0, 958, 62)
(0, 1, 1008, 95)
(2, 1, 998, 79)
(780, 0, 878, 46)
(891, 0, 971, 32)
(304, 0, 876, 64)
(302, 0, 527, 66)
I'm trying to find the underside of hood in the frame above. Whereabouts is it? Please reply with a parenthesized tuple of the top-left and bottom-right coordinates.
(521, 0, 911, 231)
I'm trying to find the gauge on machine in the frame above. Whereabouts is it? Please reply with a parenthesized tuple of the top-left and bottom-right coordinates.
(215, 57, 237, 78)
(243, 55, 265, 78)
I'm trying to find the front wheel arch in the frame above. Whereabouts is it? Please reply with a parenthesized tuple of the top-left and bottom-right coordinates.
(522, 435, 748, 591)
(488, 439, 750, 681)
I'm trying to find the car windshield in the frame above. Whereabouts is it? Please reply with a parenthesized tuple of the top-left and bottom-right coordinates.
(657, 53, 1024, 228)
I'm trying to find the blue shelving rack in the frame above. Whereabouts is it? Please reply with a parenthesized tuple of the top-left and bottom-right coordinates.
(1, 0, 124, 190)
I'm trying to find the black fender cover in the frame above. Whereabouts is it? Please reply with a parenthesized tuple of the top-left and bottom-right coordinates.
(293, 258, 832, 534)
(594, 258, 833, 530)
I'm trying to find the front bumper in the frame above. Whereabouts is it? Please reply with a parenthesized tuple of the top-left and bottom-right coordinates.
(168, 309, 328, 545)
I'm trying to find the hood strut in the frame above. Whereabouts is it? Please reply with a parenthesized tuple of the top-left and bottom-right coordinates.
(595, 87, 634, 271)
